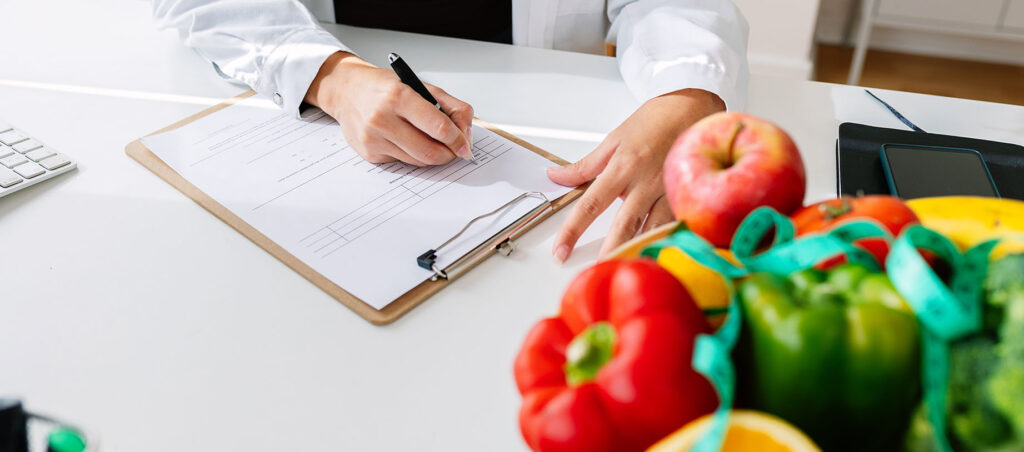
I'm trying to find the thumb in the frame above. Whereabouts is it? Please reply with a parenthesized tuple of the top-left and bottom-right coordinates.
(546, 142, 615, 187)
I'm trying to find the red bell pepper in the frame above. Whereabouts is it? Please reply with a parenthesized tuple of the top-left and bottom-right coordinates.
(514, 259, 716, 452)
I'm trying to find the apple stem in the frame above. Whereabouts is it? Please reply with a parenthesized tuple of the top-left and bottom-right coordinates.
(725, 122, 745, 167)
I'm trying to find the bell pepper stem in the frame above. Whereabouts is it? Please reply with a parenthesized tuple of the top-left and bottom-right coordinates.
(564, 322, 617, 386)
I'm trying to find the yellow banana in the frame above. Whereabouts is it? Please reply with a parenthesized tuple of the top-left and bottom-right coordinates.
(906, 196, 1024, 259)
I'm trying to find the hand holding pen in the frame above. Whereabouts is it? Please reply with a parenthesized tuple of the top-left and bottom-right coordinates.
(388, 52, 477, 164)
(303, 51, 475, 166)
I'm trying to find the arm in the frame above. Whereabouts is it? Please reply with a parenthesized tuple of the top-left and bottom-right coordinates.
(152, 0, 473, 166)
(151, 0, 352, 117)
(548, 0, 748, 262)
(608, 0, 749, 110)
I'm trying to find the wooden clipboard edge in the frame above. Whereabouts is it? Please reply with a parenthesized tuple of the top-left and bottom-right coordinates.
(125, 91, 585, 325)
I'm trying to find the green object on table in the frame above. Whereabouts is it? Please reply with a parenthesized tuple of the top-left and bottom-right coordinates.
(886, 226, 998, 452)
(48, 428, 86, 452)
(642, 228, 747, 452)
(734, 262, 922, 452)
(902, 252, 1024, 451)
(947, 335, 1015, 450)
(640, 207, 893, 452)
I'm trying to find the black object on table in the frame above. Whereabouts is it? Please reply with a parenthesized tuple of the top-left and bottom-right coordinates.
(837, 122, 1024, 201)
(0, 399, 28, 452)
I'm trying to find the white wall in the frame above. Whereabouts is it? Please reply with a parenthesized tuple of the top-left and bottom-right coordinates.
(734, 0, 822, 79)
(815, 0, 1024, 66)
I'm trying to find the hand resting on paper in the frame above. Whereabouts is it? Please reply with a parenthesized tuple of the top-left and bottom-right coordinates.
(304, 51, 474, 166)
(547, 89, 726, 262)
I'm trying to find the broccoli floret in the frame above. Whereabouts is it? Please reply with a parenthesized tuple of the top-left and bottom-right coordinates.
(903, 336, 1017, 451)
(906, 254, 1024, 452)
(986, 253, 1024, 308)
(988, 290, 1024, 438)
(948, 336, 1015, 450)
(982, 253, 1024, 334)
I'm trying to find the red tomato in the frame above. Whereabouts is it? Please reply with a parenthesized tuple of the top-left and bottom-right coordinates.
(791, 195, 919, 267)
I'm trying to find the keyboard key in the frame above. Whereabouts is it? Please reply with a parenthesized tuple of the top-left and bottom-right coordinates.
(26, 147, 54, 162)
(0, 129, 28, 146)
(38, 154, 71, 171)
(0, 119, 75, 199)
(14, 162, 44, 179)
(0, 153, 28, 168)
(13, 139, 42, 153)
(0, 168, 22, 188)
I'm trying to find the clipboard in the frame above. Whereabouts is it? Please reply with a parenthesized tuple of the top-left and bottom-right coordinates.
(126, 91, 585, 325)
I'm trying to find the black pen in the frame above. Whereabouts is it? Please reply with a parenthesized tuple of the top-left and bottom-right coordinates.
(388, 52, 476, 163)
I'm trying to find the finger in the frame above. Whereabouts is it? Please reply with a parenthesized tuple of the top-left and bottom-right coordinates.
(598, 189, 659, 258)
(379, 114, 456, 166)
(552, 175, 624, 263)
(365, 134, 429, 167)
(398, 87, 472, 160)
(427, 84, 475, 145)
(546, 140, 616, 187)
(342, 123, 401, 165)
(641, 196, 674, 233)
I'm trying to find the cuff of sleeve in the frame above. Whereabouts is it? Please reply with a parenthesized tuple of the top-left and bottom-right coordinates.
(257, 28, 354, 118)
(623, 58, 747, 112)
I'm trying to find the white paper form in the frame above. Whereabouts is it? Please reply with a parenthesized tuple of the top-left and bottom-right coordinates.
(142, 98, 572, 309)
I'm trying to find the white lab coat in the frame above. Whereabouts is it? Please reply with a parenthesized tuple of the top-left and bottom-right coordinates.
(152, 0, 748, 117)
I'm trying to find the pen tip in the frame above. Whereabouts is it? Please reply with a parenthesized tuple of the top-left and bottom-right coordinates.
(387, 53, 399, 64)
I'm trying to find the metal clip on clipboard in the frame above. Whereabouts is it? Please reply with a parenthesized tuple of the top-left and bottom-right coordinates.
(417, 192, 553, 281)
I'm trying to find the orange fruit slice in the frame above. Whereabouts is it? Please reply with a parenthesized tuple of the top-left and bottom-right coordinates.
(647, 410, 820, 452)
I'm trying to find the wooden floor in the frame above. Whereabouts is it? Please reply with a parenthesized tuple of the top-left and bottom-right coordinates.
(815, 44, 1024, 106)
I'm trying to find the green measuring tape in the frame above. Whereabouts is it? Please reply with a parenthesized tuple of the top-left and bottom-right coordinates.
(642, 206, 1000, 451)
(641, 207, 892, 451)
(886, 225, 998, 452)
(642, 229, 744, 452)
(730, 207, 888, 274)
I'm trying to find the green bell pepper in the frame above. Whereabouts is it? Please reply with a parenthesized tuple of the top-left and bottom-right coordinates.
(734, 263, 921, 451)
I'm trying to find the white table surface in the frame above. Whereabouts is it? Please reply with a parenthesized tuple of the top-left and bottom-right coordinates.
(2, 1, 1022, 451)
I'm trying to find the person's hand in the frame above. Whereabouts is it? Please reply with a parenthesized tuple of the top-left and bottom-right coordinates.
(547, 89, 726, 263)
(305, 51, 474, 166)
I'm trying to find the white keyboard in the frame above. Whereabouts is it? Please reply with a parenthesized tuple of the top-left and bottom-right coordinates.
(0, 119, 76, 198)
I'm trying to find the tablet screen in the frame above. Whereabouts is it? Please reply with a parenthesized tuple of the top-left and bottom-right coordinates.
(883, 145, 998, 199)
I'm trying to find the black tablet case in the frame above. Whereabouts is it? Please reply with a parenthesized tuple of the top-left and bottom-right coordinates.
(837, 122, 1024, 200)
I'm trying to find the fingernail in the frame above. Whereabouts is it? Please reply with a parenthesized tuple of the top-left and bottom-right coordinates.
(464, 127, 473, 145)
(553, 245, 570, 264)
(457, 144, 471, 160)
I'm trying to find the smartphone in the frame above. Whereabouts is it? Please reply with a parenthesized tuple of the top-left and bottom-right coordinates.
(879, 144, 1000, 199)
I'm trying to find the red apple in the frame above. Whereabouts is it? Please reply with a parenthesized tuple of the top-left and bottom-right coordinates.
(663, 112, 806, 248)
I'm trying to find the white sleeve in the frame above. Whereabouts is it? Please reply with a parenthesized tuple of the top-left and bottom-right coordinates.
(151, 0, 353, 116)
(607, 0, 749, 111)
